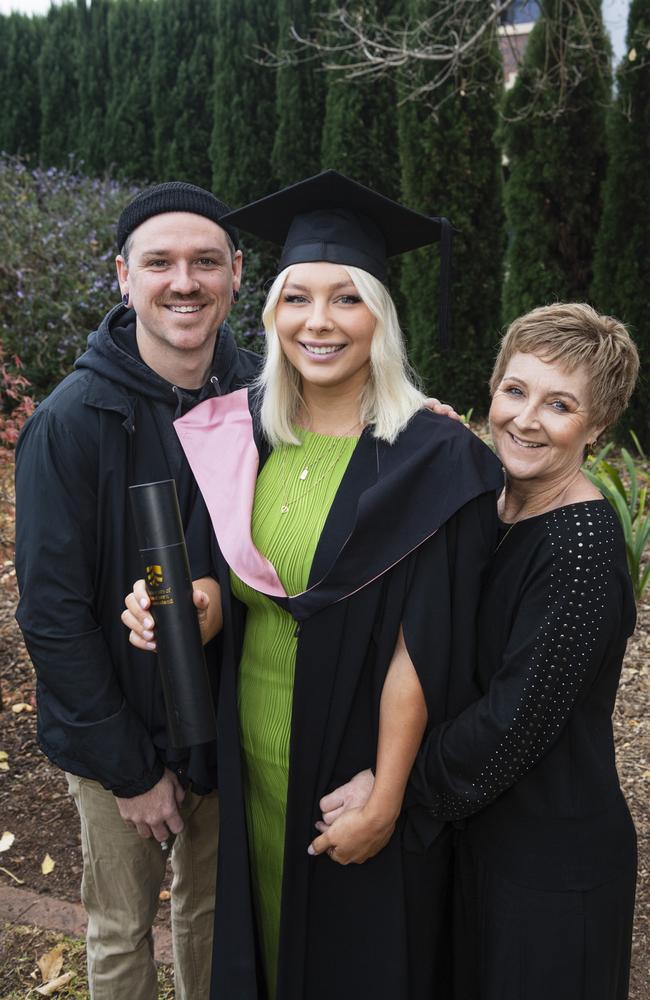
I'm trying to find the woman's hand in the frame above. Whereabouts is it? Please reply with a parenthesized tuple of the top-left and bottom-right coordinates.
(121, 578, 215, 650)
(309, 627, 427, 864)
(423, 397, 462, 421)
(317, 769, 375, 827)
(307, 802, 396, 865)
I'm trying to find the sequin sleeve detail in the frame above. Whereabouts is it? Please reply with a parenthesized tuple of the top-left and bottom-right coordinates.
(411, 501, 632, 820)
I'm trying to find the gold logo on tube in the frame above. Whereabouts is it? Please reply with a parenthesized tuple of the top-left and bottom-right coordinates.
(146, 565, 164, 587)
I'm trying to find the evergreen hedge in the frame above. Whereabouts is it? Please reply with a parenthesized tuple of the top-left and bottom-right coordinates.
(592, 0, 650, 445)
(398, 0, 505, 412)
(272, 0, 324, 187)
(320, 0, 401, 198)
(0, 0, 646, 429)
(502, 0, 611, 322)
(0, 13, 42, 158)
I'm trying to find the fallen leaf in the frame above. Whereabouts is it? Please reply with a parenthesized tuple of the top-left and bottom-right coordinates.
(0, 831, 15, 852)
(643, 770, 650, 779)
(628, 47, 637, 61)
(41, 853, 55, 875)
(0, 751, 8, 760)
(11, 702, 33, 714)
(37, 943, 65, 983)
(0, 762, 8, 772)
(0, 865, 24, 884)
(159, 889, 171, 901)
(36, 972, 74, 996)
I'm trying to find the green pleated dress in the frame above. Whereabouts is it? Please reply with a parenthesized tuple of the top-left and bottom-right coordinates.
(231, 430, 359, 999)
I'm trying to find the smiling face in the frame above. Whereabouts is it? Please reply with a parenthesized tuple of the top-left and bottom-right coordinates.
(489, 352, 604, 487)
(273, 262, 377, 398)
(115, 211, 242, 381)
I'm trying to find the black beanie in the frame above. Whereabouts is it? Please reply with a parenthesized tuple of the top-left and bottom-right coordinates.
(116, 181, 240, 253)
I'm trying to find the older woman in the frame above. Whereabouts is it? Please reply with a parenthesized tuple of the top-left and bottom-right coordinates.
(324, 302, 640, 1000)
(124, 171, 503, 1000)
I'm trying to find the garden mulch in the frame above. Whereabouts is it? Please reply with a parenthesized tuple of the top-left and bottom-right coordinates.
(0, 464, 648, 997)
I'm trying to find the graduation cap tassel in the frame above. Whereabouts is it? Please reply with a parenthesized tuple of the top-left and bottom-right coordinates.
(436, 217, 454, 352)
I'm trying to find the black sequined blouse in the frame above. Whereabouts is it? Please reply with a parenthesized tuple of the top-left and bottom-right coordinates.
(412, 499, 637, 890)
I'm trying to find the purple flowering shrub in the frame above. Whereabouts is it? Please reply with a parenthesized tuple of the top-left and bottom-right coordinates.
(0, 155, 139, 400)
(0, 155, 269, 400)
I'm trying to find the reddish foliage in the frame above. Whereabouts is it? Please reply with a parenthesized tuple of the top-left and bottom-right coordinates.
(0, 349, 34, 460)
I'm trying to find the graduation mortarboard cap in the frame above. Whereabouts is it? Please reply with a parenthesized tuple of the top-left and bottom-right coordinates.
(221, 170, 455, 348)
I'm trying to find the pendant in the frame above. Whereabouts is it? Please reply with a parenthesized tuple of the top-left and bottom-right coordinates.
(299, 468, 309, 481)
(281, 504, 289, 514)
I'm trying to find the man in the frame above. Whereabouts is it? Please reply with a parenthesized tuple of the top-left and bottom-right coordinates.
(15, 182, 260, 999)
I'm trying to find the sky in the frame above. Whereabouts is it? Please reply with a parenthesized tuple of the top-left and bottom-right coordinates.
(0, 0, 633, 63)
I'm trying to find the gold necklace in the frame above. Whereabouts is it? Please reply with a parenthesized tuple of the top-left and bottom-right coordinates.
(277, 424, 361, 514)
(294, 418, 361, 482)
(495, 523, 515, 551)
(497, 470, 583, 545)
(500, 469, 583, 522)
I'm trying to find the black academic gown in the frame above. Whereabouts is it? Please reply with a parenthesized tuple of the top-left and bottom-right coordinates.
(175, 389, 504, 1000)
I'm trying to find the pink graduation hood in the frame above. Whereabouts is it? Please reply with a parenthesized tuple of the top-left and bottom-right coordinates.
(174, 388, 288, 598)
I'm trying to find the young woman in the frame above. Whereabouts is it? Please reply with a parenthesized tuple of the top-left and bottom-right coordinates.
(125, 171, 503, 1000)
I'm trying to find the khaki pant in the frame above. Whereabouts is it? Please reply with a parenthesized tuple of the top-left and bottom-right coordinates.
(66, 773, 219, 1000)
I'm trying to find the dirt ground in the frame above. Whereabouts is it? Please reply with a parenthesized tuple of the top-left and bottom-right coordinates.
(0, 466, 649, 996)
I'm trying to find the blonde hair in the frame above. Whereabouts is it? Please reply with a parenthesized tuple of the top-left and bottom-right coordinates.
(490, 302, 639, 428)
(256, 264, 425, 446)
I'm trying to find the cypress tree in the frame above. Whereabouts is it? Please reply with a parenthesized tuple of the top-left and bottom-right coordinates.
(0, 13, 43, 158)
(77, 0, 110, 175)
(502, 0, 611, 323)
(592, 0, 650, 443)
(320, 0, 400, 197)
(210, 0, 278, 206)
(38, 3, 82, 168)
(105, 0, 156, 183)
(272, 0, 325, 186)
(152, 0, 216, 188)
(398, 0, 505, 412)
(209, 0, 278, 350)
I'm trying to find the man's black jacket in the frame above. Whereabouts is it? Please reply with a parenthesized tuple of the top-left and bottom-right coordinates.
(15, 303, 260, 797)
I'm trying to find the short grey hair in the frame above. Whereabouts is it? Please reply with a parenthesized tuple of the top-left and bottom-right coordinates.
(491, 302, 640, 428)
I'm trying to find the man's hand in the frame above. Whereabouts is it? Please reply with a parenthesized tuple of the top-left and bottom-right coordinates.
(423, 397, 462, 421)
(115, 767, 185, 842)
(317, 769, 375, 827)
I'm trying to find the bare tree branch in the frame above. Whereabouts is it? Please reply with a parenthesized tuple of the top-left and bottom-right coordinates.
(259, 0, 613, 117)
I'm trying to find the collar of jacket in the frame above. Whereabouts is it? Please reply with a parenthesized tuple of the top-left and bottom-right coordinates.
(76, 303, 241, 427)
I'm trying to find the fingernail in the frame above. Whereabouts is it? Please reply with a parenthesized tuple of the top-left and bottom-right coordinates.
(146, 642, 156, 650)
(140, 598, 148, 609)
(143, 630, 153, 640)
(307, 845, 315, 855)
(143, 617, 153, 628)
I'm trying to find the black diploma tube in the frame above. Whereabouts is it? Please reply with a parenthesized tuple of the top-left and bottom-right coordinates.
(129, 479, 216, 748)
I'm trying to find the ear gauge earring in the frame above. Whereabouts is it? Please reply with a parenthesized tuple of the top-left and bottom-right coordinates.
(232, 289, 240, 304)
(122, 293, 129, 307)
